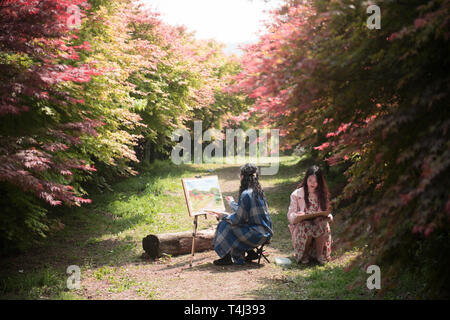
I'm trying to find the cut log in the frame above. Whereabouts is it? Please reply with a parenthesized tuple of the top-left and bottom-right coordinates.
(142, 228, 216, 259)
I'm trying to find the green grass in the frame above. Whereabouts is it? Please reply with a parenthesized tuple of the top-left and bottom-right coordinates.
(0, 267, 84, 300)
(250, 248, 379, 300)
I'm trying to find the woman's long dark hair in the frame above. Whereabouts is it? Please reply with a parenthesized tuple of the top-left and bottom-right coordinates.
(297, 165, 330, 211)
(239, 163, 267, 205)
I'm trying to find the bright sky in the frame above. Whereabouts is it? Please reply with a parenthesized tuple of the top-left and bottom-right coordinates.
(140, 0, 283, 55)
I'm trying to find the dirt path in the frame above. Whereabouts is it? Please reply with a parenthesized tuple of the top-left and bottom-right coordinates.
(79, 246, 285, 300)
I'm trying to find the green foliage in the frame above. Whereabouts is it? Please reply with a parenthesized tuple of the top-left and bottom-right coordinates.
(0, 183, 50, 254)
(312, 0, 450, 298)
(233, 0, 449, 297)
(0, 0, 248, 252)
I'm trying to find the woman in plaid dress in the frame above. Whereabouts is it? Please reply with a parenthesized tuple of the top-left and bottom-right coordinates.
(207, 163, 273, 265)
(287, 165, 333, 265)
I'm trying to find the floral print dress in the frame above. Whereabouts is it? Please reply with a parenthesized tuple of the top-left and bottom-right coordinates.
(287, 188, 332, 263)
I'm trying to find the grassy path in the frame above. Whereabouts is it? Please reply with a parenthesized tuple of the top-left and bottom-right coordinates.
(0, 156, 377, 300)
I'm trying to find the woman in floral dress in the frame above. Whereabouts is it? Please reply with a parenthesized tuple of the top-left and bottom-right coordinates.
(287, 165, 333, 265)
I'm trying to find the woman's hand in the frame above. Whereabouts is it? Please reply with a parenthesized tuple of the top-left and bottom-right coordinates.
(205, 210, 228, 220)
(292, 211, 305, 224)
(314, 213, 333, 224)
(225, 196, 234, 204)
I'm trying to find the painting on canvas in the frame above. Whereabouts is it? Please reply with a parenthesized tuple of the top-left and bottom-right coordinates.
(181, 176, 226, 216)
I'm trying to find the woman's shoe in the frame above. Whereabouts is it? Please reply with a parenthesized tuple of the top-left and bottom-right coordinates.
(317, 256, 328, 266)
(213, 253, 233, 266)
(300, 256, 310, 264)
(245, 249, 259, 262)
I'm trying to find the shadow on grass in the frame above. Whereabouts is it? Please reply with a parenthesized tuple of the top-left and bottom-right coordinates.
(248, 256, 376, 300)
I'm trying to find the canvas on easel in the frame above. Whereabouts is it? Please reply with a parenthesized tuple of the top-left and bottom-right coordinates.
(181, 175, 226, 267)
(181, 175, 226, 217)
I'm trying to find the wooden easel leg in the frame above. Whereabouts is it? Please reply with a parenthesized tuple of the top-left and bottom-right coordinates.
(190, 215, 198, 268)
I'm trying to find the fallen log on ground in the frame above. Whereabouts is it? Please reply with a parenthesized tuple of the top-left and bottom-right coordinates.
(142, 228, 216, 259)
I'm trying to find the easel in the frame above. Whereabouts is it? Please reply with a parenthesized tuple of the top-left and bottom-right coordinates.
(181, 176, 208, 268)
(189, 213, 207, 268)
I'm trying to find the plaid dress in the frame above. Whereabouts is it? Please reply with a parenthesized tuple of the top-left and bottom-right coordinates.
(213, 188, 273, 264)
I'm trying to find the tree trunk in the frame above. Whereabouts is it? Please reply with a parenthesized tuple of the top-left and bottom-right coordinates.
(143, 140, 152, 162)
(142, 228, 216, 259)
